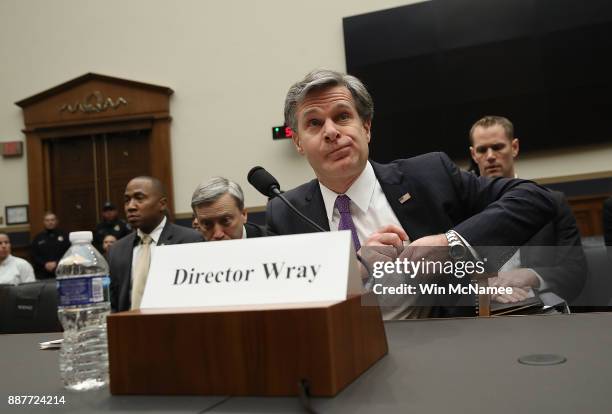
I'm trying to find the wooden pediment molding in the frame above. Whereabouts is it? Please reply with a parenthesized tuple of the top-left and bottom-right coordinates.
(16, 73, 174, 129)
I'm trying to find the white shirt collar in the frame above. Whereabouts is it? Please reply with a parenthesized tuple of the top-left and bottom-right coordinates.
(242, 225, 247, 239)
(137, 216, 166, 245)
(319, 161, 376, 220)
(0, 255, 15, 267)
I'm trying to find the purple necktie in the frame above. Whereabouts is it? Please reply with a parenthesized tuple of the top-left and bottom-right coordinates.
(335, 194, 361, 251)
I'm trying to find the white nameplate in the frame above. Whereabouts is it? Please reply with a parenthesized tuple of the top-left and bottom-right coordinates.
(140, 231, 362, 309)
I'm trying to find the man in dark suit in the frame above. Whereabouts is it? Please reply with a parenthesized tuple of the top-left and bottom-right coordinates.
(191, 177, 270, 241)
(266, 69, 557, 318)
(109, 176, 202, 312)
(469, 115, 587, 302)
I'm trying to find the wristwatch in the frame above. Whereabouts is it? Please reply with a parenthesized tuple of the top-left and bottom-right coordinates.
(445, 230, 467, 260)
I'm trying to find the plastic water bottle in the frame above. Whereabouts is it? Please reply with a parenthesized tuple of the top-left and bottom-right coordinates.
(56, 231, 110, 391)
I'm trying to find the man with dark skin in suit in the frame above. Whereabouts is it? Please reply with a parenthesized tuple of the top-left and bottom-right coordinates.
(109, 176, 202, 311)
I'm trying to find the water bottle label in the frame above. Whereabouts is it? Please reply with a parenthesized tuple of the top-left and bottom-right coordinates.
(57, 275, 110, 306)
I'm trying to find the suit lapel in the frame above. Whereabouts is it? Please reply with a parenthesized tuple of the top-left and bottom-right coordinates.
(371, 161, 430, 240)
(120, 232, 137, 306)
(157, 221, 172, 246)
(302, 180, 331, 232)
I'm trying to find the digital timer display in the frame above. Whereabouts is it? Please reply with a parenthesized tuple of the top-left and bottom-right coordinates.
(272, 125, 293, 140)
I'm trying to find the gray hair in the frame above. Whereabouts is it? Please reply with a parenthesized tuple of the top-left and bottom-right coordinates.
(191, 177, 245, 211)
(284, 69, 374, 132)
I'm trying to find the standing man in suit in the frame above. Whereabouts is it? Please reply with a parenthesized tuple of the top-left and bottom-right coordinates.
(267, 69, 558, 318)
(109, 176, 203, 312)
(469, 115, 587, 302)
(191, 177, 270, 241)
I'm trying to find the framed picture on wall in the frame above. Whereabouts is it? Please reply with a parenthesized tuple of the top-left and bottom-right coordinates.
(5, 205, 29, 225)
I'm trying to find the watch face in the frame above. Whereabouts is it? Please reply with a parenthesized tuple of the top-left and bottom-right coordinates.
(450, 244, 467, 260)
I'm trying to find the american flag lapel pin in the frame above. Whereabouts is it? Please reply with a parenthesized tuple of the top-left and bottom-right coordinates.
(398, 192, 412, 204)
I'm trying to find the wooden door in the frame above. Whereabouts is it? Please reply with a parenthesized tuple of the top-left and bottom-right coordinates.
(50, 135, 98, 233)
(49, 131, 151, 233)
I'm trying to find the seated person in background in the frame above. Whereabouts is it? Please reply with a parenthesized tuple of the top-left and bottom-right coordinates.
(191, 177, 270, 241)
(94, 201, 131, 251)
(108, 176, 203, 312)
(267, 69, 557, 319)
(469, 115, 587, 302)
(0, 232, 35, 285)
(31, 212, 70, 279)
(102, 234, 117, 256)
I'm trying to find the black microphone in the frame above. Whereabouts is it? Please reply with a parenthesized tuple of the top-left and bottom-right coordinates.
(247, 166, 326, 233)
(247, 166, 281, 198)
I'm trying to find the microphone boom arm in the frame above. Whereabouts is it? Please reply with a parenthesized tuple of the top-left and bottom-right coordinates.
(272, 188, 327, 233)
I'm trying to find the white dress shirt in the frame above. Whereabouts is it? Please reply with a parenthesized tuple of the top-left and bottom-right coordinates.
(319, 161, 404, 245)
(131, 216, 166, 282)
(0, 255, 35, 285)
(499, 249, 548, 290)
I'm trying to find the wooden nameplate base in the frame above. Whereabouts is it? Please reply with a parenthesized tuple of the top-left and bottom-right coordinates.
(107, 293, 388, 396)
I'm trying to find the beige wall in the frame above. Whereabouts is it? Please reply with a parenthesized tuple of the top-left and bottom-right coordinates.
(1, 0, 611, 228)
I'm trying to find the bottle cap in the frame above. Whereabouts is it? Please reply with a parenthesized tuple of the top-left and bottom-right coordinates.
(69, 231, 93, 243)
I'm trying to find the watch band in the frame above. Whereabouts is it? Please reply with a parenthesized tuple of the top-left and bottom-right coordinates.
(445, 230, 467, 260)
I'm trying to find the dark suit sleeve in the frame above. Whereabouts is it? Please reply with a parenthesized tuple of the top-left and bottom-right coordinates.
(527, 196, 586, 301)
(426, 153, 557, 269)
(441, 153, 557, 247)
(604, 197, 612, 247)
(108, 245, 119, 313)
(182, 228, 205, 243)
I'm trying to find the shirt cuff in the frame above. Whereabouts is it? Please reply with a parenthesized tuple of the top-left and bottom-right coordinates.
(527, 268, 547, 290)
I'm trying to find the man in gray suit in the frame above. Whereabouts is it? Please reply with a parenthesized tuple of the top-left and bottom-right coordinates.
(469, 115, 587, 302)
(109, 176, 202, 312)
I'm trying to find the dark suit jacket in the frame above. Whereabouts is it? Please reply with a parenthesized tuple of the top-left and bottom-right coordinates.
(603, 196, 612, 264)
(604, 196, 612, 247)
(266, 152, 557, 271)
(108, 221, 203, 312)
(244, 222, 273, 238)
(520, 191, 587, 302)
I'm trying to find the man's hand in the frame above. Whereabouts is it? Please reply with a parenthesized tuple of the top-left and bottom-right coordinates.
(401, 234, 449, 263)
(44, 261, 57, 272)
(490, 286, 532, 304)
(408, 234, 448, 248)
(358, 225, 409, 280)
(488, 268, 540, 289)
(362, 224, 409, 248)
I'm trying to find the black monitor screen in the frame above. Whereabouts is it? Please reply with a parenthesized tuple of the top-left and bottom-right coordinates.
(343, 0, 612, 162)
